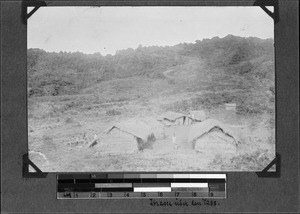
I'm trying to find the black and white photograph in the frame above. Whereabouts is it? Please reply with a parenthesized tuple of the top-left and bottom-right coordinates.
(27, 6, 276, 172)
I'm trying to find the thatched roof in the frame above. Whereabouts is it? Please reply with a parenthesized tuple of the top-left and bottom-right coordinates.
(189, 110, 208, 121)
(188, 119, 239, 146)
(107, 120, 154, 142)
(140, 117, 163, 128)
(139, 117, 164, 135)
(159, 111, 185, 121)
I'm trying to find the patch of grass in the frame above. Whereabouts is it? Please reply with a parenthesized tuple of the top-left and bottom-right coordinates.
(108, 97, 129, 103)
(162, 99, 190, 113)
(229, 149, 273, 170)
(42, 135, 52, 142)
(168, 79, 175, 85)
(42, 135, 57, 152)
(267, 117, 275, 129)
(64, 116, 73, 124)
(267, 135, 275, 146)
(209, 148, 273, 171)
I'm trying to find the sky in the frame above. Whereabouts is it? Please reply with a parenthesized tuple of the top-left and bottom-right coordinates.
(28, 6, 274, 55)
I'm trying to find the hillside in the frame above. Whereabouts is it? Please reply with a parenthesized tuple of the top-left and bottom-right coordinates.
(28, 35, 274, 116)
(28, 36, 274, 91)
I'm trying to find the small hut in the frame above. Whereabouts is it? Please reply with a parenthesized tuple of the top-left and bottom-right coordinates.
(225, 103, 237, 111)
(188, 119, 239, 154)
(92, 120, 156, 154)
(158, 111, 187, 126)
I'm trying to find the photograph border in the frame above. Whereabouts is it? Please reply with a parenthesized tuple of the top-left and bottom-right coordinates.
(1, 0, 299, 213)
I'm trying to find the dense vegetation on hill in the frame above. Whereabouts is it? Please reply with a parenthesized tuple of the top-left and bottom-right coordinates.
(28, 35, 274, 97)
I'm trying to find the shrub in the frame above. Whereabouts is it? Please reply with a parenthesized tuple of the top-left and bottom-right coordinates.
(106, 109, 121, 116)
(65, 116, 73, 124)
(147, 133, 156, 143)
(239, 61, 254, 75)
(137, 133, 156, 151)
(236, 103, 264, 116)
(168, 79, 175, 85)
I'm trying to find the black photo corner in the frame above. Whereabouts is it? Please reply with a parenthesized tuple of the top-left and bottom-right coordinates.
(1, 0, 299, 213)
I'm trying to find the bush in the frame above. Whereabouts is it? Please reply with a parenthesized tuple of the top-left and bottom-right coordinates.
(239, 61, 254, 75)
(269, 86, 275, 95)
(137, 133, 156, 151)
(236, 103, 263, 116)
(106, 109, 121, 116)
(168, 79, 175, 85)
(147, 133, 156, 144)
(64, 116, 73, 124)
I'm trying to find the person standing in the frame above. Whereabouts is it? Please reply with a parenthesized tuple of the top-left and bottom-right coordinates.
(172, 133, 177, 151)
(187, 112, 192, 125)
(191, 113, 195, 125)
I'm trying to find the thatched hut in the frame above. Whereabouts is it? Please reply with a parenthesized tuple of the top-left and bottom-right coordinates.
(158, 111, 188, 126)
(188, 119, 239, 154)
(92, 120, 156, 154)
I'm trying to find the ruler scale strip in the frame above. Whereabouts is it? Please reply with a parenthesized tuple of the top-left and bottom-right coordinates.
(57, 174, 226, 199)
